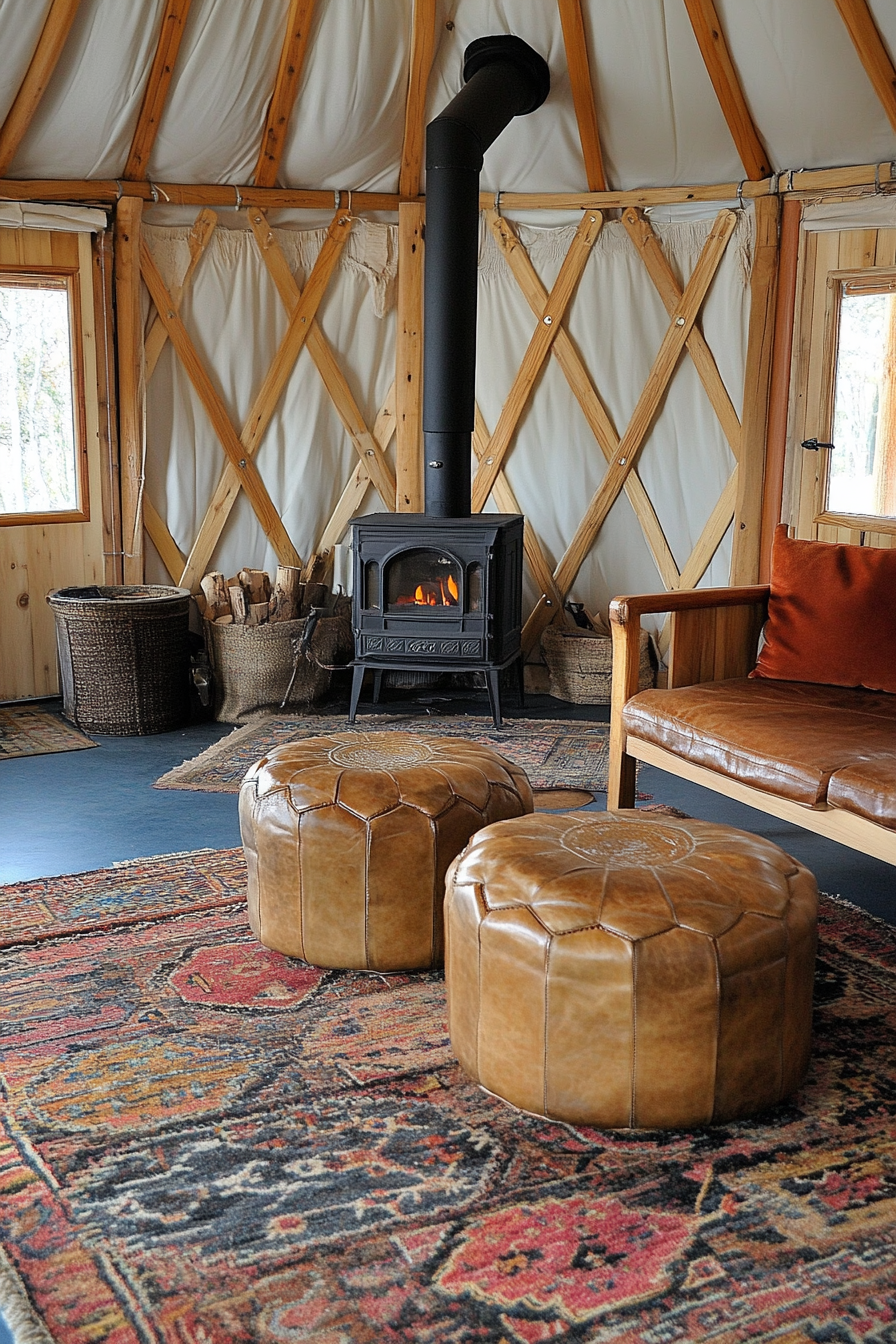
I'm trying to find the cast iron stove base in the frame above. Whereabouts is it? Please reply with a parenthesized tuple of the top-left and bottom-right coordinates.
(347, 650, 524, 729)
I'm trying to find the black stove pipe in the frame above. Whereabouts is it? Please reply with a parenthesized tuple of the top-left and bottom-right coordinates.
(423, 36, 550, 517)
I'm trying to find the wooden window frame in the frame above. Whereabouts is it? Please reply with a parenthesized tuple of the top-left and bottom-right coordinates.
(814, 264, 896, 537)
(0, 262, 90, 528)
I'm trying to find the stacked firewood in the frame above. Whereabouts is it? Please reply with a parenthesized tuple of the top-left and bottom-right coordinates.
(198, 552, 330, 626)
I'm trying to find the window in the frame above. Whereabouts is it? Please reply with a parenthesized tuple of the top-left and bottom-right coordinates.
(821, 270, 896, 524)
(0, 270, 87, 524)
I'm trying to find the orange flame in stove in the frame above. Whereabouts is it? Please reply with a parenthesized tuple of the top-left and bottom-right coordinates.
(448, 574, 459, 601)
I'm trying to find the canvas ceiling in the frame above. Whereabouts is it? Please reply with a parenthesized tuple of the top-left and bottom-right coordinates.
(2, 0, 895, 189)
(2, 0, 895, 632)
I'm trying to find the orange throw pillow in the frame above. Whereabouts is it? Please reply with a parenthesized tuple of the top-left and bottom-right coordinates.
(751, 525, 896, 694)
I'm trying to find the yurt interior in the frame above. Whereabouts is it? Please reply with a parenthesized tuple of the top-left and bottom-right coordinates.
(1, 2, 895, 1340)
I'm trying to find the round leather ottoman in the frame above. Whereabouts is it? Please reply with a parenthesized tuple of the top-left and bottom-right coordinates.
(445, 810, 818, 1129)
(240, 731, 533, 971)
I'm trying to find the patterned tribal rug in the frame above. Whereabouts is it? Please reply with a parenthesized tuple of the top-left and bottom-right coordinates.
(1, 848, 894, 1343)
(154, 713, 616, 794)
(0, 705, 96, 760)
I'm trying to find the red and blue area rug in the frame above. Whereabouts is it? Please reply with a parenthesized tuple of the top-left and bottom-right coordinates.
(1, 849, 894, 1342)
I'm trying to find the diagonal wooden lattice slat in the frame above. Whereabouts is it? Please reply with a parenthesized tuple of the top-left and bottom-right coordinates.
(473, 207, 744, 654)
(142, 205, 398, 589)
(246, 210, 398, 542)
(141, 238, 303, 570)
(152, 208, 354, 586)
(485, 209, 678, 600)
(471, 209, 602, 512)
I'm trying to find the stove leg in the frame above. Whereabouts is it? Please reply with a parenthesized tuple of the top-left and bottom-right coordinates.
(372, 669, 384, 704)
(485, 669, 502, 728)
(348, 665, 365, 723)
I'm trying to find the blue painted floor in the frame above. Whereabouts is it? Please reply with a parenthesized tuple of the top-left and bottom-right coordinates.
(0, 689, 892, 1343)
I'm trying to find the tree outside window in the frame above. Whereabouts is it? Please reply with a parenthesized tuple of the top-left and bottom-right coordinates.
(0, 273, 83, 522)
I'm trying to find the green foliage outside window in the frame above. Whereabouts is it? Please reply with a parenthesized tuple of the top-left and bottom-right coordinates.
(0, 279, 78, 516)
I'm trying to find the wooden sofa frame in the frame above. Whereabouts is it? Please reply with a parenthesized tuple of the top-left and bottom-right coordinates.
(607, 584, 896, 867)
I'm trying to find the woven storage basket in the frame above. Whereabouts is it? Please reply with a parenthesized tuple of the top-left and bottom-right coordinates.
(205, 614, 353, 724)
(47, 585, 191, 735)
(541, 625, 654, 704)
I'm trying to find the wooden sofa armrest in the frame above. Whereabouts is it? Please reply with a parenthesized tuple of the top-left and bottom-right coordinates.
(607, 584, 769, 810)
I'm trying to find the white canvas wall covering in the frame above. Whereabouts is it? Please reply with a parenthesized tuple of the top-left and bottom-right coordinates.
(143, 221, 397, 584)
(0, 0, 54, 129)
(147, 0, 288, 185)
(8, 1, 165, 180)
(279, 0, 412, 193)
(144, 208, 749, 633)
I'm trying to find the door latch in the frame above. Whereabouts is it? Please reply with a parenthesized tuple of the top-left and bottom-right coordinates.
(801, 438, 836, 450)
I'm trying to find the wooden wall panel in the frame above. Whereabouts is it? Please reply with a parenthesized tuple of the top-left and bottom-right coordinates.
(0, 229, 106, 700)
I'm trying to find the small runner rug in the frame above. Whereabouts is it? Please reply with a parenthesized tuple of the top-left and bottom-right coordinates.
(0, 705, 96, 760)
(1, 848, 894, 1343)
(154, 713, 616, 794)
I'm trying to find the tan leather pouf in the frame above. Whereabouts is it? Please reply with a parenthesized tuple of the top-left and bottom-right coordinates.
(240, 731, 533, 971)
(445, 810, 818, 1129)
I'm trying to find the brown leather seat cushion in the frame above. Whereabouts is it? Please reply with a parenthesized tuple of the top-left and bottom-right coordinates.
(445, 811, 817, 1129)
(828, 756, 896, 830)
(622, 678, 896, 805)
(240, 731, 532, 971)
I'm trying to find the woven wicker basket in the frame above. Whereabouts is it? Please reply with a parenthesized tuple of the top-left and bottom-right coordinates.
(47, 585, 191, 735)
(541, 625, 654, 704)
(205, 614, 353, 724)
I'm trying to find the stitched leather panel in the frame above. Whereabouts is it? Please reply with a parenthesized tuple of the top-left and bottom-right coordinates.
(240, 731, 533, 971)
(828, 756, 896, 830)
(622, 679, 896, 805)
(445, 811, 818, 1129)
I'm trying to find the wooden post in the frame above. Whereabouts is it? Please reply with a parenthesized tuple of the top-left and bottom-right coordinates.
(114, 196, 146, 584)
(730, 195, 780, 585)
(396, 202, 425, 511)
(759, 196, 801, 579)
(92, 231, 122, 585)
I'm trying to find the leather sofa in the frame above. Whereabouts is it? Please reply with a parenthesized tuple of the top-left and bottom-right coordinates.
(606, 584, 896, 867)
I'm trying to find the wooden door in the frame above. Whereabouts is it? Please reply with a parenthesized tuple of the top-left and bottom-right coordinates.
(789, 220, 896, 550)
(0, 229, 108, 700)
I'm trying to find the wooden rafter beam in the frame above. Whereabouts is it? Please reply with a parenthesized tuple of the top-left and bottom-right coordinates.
(123, 0, 193, 180)
(557, 0, 607, 191)
(682, 0, 771, 180)
(254, 0, 317, 188)
(0, 0, 82, 176)
(832, 0, 896, 134)
(398, 0, 437, 198)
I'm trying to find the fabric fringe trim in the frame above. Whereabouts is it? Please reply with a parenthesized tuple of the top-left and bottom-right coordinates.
(478, 209, 755, 288)
(144, 218, 398, 318)
(144, 206, 753, 322)
(0, 1247, 56, 1344)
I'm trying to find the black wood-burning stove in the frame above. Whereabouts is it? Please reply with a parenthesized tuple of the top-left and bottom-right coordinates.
(348, 35, 550, 727)
(348, 513, 523, 725)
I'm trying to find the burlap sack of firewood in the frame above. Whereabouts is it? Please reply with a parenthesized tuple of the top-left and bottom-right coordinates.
(205, 612, 353, 723)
